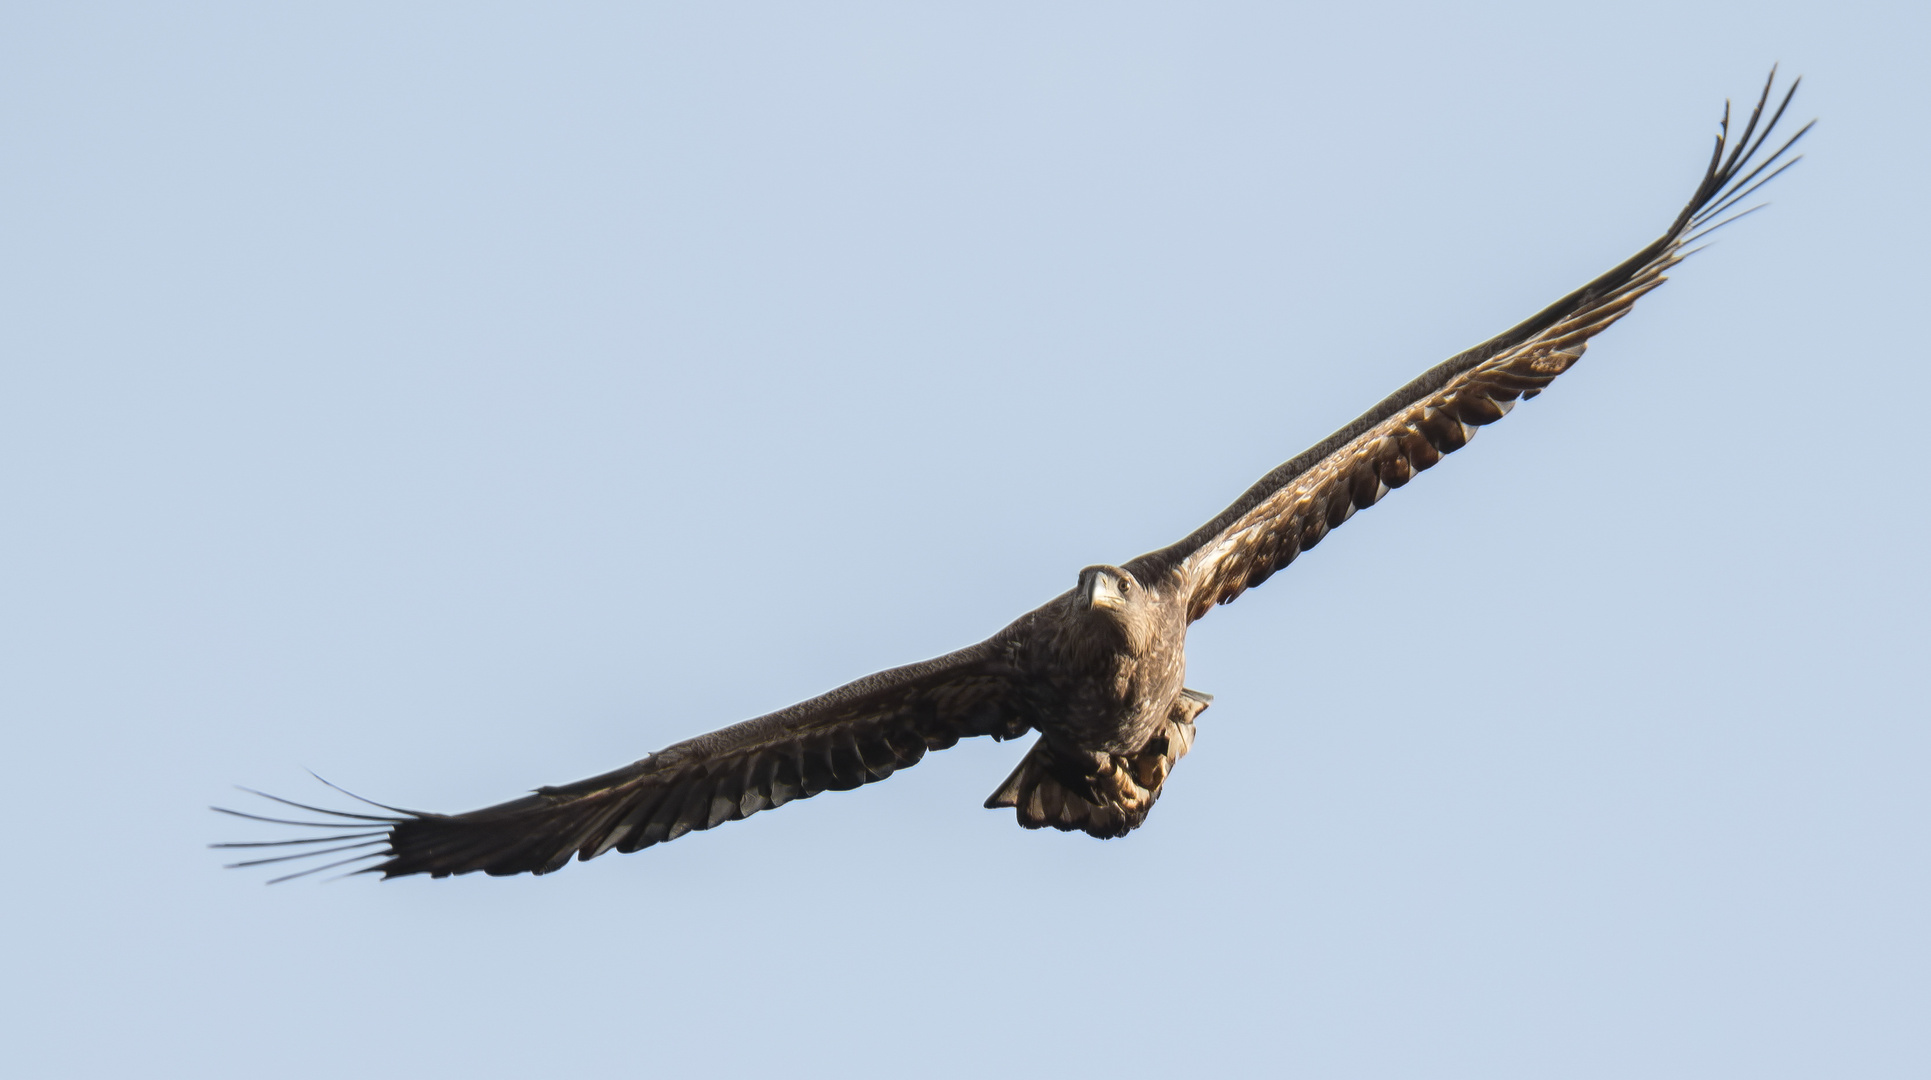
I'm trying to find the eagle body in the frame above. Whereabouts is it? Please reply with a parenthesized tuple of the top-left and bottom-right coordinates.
(218, 73, 1809, 882)
(984, 565, 1200, 836)
(1019, 566, 1188, 758)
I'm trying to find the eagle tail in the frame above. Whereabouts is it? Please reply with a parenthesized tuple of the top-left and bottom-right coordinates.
(984, 689, 1208, 839)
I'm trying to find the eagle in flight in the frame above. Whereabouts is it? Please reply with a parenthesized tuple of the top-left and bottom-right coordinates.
(219, 72, 1808, 882)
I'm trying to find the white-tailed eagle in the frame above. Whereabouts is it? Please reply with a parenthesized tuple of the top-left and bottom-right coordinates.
(217, 72, 1809, 882)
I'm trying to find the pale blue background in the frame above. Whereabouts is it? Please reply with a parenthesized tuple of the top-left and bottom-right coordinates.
(4, 3, 1926, 1077)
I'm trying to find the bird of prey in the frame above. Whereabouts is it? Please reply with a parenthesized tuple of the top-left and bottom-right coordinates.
(218, 72, 1808, 882)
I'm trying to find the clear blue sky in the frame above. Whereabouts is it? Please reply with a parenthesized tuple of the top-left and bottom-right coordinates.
(4, 3, 1926, 1077)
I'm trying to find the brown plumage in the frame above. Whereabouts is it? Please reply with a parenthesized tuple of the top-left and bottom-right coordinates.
(216, 72, 1809, 882)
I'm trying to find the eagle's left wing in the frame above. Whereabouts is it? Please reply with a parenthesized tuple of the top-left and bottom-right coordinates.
(1126, 71, 1808, 623)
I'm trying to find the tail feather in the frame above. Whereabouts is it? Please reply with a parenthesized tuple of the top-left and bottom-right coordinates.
(986, 689, 1208, 839)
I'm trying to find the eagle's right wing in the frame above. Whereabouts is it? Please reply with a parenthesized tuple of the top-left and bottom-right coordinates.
(1126, 71, 1809, 622)
(216, 638, 1030, 880)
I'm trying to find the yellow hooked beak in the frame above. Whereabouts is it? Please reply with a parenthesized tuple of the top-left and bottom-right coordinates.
(1086, 570, 1125, 611)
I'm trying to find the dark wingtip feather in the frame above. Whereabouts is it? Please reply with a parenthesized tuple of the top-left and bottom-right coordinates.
(232, 786, 406, 824)
(306, 770, 424, 816)
(210, 832, 386, 849)
(214, 781, 405, 884)
(265, 850, 391, 885)
(223, 839, 389, 870)
(210, 805, 375, 829)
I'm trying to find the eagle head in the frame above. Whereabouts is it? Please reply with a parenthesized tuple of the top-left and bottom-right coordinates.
(1078, 565, 1139, 614)
(1074, 564, 1158, 653)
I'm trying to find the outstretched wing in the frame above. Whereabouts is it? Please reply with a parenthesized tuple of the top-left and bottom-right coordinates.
(215, 639, 1028, 880)
(1125, 71, 1810, 622)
